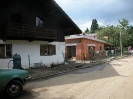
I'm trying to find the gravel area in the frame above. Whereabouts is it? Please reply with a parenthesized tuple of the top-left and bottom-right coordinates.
(28, 60, 85, 78)
(16, 55, 133, 99)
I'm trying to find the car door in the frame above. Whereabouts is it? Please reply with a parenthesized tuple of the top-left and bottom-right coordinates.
(0, 69, 9, 90)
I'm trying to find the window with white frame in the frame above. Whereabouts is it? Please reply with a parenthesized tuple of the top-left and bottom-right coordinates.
(0, 44, 12, 58)
(40, 44, 56, 56)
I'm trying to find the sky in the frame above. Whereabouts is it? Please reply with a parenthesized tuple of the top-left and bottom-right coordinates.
(54, 0, 133, 32)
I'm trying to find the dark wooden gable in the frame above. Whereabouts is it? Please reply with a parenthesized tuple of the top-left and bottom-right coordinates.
(0, 0, 82, 42)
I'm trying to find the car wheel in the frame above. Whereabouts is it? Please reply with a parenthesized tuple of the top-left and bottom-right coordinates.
(6, 80, 23, 98)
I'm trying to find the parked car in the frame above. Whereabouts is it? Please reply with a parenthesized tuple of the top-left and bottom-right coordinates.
(0, 69, 29, 98)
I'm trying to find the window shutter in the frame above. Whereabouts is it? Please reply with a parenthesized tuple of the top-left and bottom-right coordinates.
(6, 44, 12, 58)
(40, 45, 45, 56)
(52, 45, 56, 55)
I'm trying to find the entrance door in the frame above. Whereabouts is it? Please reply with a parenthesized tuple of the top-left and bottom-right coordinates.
(67, 46, 76, 58)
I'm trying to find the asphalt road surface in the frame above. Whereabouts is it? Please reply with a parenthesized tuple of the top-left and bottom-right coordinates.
(2, 56, 133, 99)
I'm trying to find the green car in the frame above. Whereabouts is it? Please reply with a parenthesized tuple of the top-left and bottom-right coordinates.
(0, 69, 29, 98)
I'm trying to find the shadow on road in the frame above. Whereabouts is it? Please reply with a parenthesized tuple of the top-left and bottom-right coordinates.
(0, 90, 37, 99)
(27, 62, 120, 88)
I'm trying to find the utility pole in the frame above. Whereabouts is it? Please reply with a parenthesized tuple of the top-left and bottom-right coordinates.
(120, 30, 122, 56)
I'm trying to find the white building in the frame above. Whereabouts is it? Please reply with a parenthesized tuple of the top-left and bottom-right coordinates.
(0, 0, 81, 69)
(0, 40, 65, 69)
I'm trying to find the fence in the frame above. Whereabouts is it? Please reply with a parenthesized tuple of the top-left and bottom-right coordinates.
(90, 48, 129, 63)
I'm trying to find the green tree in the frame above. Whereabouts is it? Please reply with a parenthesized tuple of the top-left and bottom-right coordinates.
(118, 18, 129, 29)
(97, 19, 132, 48)
(126, 25, 133, 47)
(118, 19, 130, 47)
(90, 19, 99, 33)
(97, 25, 120, 47)
(84, 28, 89, 33)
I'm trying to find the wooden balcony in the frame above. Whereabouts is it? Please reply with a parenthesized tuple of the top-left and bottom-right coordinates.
(2, 23, 57, 41)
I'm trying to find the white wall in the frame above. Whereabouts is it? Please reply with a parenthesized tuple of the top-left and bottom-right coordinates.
(0, 40, 65, 69)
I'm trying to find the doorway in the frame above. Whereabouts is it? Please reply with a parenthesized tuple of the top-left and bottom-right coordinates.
(67, 46, 76, 59)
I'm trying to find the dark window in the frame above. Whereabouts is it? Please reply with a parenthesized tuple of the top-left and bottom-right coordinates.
(0, 44, 12, 58)
(40, 44, 56, 56)
(36, 17, 44, 27)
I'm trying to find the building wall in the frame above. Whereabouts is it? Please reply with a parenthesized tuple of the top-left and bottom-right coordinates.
(0, 40, 65, 69)
(65, 38, 105, 60)
(0, 0, 66, 42)
(76, 43, 82, 60)
(82, 38, 104, 60)
(65, 38, 82, 60)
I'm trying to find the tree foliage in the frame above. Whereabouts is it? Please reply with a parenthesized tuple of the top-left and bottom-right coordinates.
(126, 26, 133, 46)
(97, 18, 133, 47)
(118, 18, 130, 47)
(84, 28, 89, 33)
(97, 25, 120, 47)
(118, 19, 129, 29)
(90, 19, 99, 33)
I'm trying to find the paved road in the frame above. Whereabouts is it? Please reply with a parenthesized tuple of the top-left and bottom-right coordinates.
(2, 56, 133, 99)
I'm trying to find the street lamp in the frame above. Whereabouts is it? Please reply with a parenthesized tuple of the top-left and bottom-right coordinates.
(120, 30, 122, 56)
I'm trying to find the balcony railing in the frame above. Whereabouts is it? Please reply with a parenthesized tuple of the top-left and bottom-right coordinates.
(2, 23, 57, 40)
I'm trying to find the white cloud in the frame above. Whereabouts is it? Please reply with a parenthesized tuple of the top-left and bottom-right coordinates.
(78, 21, 92, 32)
(55, 0, 133, 31)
